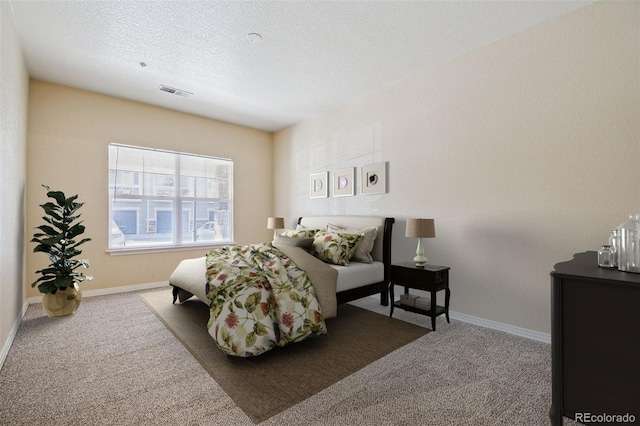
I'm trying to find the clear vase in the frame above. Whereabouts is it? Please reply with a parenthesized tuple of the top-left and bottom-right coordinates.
(608, 229, 621, 267)
(598, 245, 615, 268)
(618, 213, 640, 273)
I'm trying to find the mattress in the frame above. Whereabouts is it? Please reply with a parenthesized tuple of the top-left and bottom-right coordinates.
(331, 261, 384, 292)
(169, 256, 384, 301)
(169, 256, 207, 302)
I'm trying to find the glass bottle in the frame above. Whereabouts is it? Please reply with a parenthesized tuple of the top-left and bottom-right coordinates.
(608, 229, 620, 267)
(598, 245, 614, 268)
(618, 213, 640, 273)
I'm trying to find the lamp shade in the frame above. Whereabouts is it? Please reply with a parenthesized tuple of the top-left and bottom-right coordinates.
(267, 217, 285, 230)
(405, 218, 435, 238)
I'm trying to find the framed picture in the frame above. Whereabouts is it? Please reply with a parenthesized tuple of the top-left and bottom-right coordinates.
(361, 162, 387, 195)
(310, 172, 328, 198)
(333, 167, 354, 197)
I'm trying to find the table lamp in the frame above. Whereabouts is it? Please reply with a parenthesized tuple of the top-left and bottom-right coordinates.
(405, 218, 435, 267)
(267, 217, 285, 238)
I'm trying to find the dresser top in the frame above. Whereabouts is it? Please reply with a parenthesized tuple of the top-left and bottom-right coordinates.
(551, 251, 640, 286)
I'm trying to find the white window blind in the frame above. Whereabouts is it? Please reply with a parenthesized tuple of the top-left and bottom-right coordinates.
(108, 143, 233, 251)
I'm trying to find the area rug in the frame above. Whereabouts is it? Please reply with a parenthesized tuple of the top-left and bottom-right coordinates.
(139, 288, 429, 423)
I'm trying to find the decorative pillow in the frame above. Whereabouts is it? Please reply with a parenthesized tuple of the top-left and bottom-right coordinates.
(281, 225, 321, 239)
(272, 235, 314, 249)
(310, 231, 364, 266)
(326, 224, 378, 263)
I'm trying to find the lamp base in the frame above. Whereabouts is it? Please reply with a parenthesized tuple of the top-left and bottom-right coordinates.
(414, 238, 427, 267)
(413, 255, 427, 268)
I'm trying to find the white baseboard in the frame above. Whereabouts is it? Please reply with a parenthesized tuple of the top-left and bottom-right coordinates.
(448, 311, 550, 344)
(26, 281, 169, 305)
(0, 300, 30, 372)
(383, 295, 550, 343)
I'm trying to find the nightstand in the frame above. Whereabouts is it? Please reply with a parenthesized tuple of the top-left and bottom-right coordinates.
(389, 262, 450, 331)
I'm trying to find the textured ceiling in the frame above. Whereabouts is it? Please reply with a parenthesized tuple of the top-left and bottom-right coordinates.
(9, 1, 593, 132)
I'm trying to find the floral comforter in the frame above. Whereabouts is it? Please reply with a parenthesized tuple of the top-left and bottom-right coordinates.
(205, 243, 327, 357)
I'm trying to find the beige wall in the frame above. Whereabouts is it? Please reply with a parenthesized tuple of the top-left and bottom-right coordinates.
(274, 2, 640, 334)
(1, 1, 29, 358)
(26, 81, 273, 298)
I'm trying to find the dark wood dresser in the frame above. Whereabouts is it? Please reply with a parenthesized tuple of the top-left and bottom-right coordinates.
(550, 251, 640, 425)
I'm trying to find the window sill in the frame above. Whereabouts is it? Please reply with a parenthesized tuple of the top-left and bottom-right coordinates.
(107, 242, 233, 256)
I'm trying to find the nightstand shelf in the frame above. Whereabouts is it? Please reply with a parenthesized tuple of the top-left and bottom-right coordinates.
(389, 262, 450, 331)
(393, 301, 446, 318)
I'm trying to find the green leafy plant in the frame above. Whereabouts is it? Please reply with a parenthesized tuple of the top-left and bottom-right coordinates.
(31, 185, 92, 294)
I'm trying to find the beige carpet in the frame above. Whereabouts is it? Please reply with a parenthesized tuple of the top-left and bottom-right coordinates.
(139, 288, 429, 423)
(0, 289, 562, 426)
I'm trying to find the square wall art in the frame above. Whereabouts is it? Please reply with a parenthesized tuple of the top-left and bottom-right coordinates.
(361, 162, 387, 195)
(333, 167, 354, 197)
(310, 172, 328, 198)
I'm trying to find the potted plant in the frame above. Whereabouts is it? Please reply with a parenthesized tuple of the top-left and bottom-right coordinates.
(31, 185, 92, 317)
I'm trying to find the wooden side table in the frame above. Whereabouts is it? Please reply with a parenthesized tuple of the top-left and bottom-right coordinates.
(389, 262, 450, 330)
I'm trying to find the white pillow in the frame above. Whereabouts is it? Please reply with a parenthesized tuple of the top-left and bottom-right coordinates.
(326, 224, 377, 263)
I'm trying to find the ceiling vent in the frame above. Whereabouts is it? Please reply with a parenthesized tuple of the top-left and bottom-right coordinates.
(158, 84, 193, 98)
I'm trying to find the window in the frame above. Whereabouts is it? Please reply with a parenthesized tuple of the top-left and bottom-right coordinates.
(108, 143, 233, 251)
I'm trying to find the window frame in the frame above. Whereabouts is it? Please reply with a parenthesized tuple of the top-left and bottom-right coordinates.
(108, 143, 234, 254)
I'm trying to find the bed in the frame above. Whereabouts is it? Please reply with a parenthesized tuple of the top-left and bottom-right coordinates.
(296, 216, 394, 306)
(168, 215, 395, 356)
